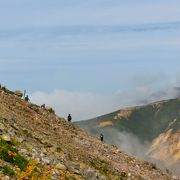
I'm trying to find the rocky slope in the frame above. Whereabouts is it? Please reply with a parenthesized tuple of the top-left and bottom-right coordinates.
(76, 99, 180, 177)
(0, 87, 177, 180)
(147, 129, 180, 176)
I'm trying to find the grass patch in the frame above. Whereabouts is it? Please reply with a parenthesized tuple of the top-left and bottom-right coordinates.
(90, 159, 110, 176)
(0, 139, 29, 171)
(0, 165, 16, 177)
(0, 139, 52, 179)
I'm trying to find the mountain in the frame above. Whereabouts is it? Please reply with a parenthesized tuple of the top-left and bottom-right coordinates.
(0, 87, 176, 180)
(75, 99, 180, 176)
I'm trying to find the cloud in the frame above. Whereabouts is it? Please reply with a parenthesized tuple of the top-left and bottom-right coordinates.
(105, 129, 150, 159)
(1, 22, 180, 38)
(131, 72, 167, 87)
(0, 0, 180, 28)
(30, 90, 122, 121)
(30, 79, 180, 121)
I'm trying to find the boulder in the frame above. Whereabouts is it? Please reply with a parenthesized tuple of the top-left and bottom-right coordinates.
(29, 104, 39, 113)
(46, 106, 55, 114)
(14, 90, 23, 97)
(0, 123, 5, 130)
(1, 134, 11, 142)
(41, 157, 50, 164)
(82, 167, 106, 180)
(56, 163, 67, 171)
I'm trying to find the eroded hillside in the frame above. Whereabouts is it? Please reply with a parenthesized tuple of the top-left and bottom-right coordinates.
(147, 129, 180, 176)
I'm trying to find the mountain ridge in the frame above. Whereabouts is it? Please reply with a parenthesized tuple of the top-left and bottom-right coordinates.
(75, 98, 180, 177)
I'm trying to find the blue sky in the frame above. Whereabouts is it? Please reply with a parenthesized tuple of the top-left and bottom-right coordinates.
(1, 0, 180, 120)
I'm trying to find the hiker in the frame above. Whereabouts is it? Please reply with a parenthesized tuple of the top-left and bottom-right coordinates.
(68, 114, 72, 122)
(100, 133, 104, 142)
(0, 84, 1, 88)
(41, 104, 45, 108)
(25, 95, 29, 102)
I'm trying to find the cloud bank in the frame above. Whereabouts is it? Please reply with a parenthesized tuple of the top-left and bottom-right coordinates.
(30, 79, 180, 121)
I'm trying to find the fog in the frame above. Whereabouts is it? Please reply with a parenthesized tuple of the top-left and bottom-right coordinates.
(84, 127, 180, 176)
(30, 85, 180, 121)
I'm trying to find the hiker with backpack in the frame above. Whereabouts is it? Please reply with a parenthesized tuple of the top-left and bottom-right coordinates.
(68, 114, 72, 122)
(100, 133, 104, 142)
(25, 95, 30, 102)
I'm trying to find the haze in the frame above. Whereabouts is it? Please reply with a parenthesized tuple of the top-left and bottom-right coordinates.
(0, 0, 180, 120)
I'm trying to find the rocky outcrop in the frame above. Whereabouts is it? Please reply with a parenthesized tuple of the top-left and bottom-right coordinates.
(147, 129, 180, 176)
(14, 90, 23, 98)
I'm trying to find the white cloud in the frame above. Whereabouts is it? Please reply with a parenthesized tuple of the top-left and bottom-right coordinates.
(30, 78, 180, 121)
(30, 90, 121, 121)
(0, 0, 180, 28)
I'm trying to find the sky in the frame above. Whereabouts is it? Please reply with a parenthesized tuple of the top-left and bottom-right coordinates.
(0, 0, 180, 120)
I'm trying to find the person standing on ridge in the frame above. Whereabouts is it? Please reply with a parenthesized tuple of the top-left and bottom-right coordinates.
(68, 114, 72, 122)
(25, 95, 30, 102)
(100, 133, 104, 142)
(41, 104, 45, 108)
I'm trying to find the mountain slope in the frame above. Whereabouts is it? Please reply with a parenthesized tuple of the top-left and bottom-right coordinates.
(75, 99, 180, 176)
(76, 99, 180, 141)
(147, 129, 180, 175)
(0, 87, 176, 179)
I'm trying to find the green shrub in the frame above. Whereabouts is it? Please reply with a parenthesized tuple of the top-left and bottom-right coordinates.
(0, 139, 29, 171)
(1, 165, 16, 177)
